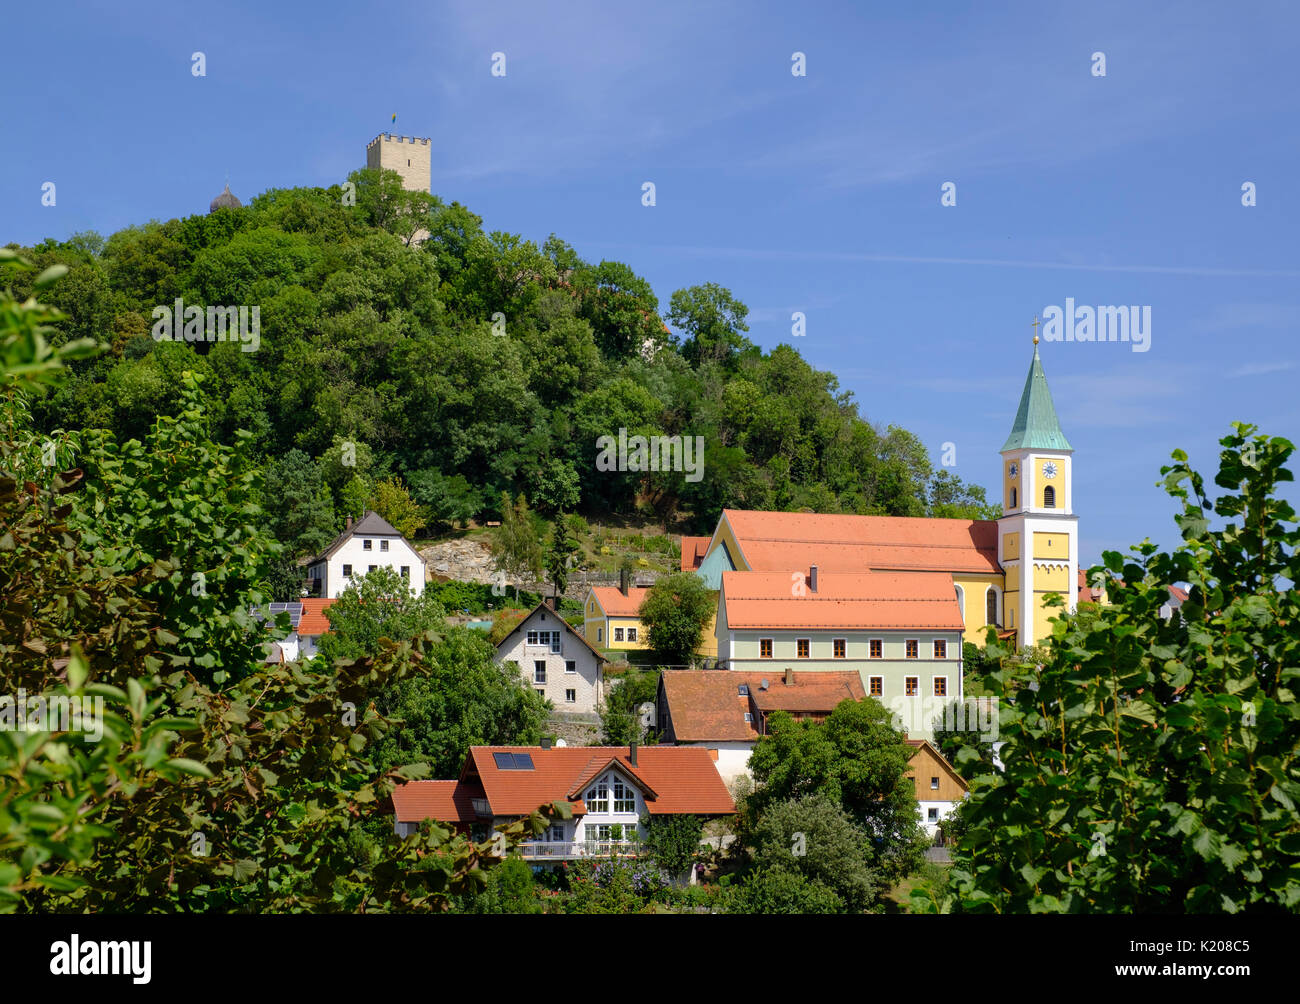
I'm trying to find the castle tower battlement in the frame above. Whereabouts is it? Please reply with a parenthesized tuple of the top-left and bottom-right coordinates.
(365, 133, 432, 194)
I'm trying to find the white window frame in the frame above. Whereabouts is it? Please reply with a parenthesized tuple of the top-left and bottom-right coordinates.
(869, 676, 883, 697)
(586, 778, 609, 814)
(565, 660, 576, 674)
(565, 689, 576, 704)
(526, 630, 539, 646)
(534, 661, 547, 684)
(933, 639, 947, 659)
(380, 539, 389, 552)
(759, 638, 774, 659)
(614, 627, 624, 642)
(933, 675, 948, 698)
(868, 638, 883, 659)
(832, 637, 847, 659)
(612, 778, 636, 814)
(905, 676, 919, 697)
(627, 627, 637, 642)
(905, 638, 919, 659)
(796, 638, 811, 659)
(363, 539, 372, 551)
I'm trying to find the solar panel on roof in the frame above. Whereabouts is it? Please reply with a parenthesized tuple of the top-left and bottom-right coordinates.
(491, 752, 536, 770)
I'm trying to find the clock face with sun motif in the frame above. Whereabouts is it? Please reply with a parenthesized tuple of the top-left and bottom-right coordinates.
(1043, 461, 1058, 479)
(1008, 463, 1018, 478)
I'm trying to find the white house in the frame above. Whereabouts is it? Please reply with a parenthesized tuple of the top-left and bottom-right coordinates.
(305, 511, 426, 599)
(391, 744, 736, 860)
(258, 598, 337, 663)
(495, 603, 606, 714)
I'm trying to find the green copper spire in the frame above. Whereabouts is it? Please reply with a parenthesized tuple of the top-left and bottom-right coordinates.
(1001, 340, 1072, 452)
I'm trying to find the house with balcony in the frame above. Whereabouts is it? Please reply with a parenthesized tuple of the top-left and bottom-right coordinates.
(496, 602, 607, 714)
(304, 511, 426, 599)
(390, 742, 735, 859)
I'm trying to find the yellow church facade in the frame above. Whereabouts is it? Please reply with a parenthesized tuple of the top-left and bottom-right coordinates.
(691, 340, 1079, 650)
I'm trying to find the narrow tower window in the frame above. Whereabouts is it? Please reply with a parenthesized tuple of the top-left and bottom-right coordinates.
(1010, 487, 1017, 508)
(1044, 485, 1056, 508)
(986, 588, 999, 627)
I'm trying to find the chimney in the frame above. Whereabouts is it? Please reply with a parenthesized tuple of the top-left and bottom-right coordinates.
(619, 567, 630, 597)
(629, 738, 638, 766)
(346, 515, 353, 531)
(546, 594, 559, 611)
(541, 736, 552, 750)
(809, 564, 818, 593)
(784, 667, 794, 686)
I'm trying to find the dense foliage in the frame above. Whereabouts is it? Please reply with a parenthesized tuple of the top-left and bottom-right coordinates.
(7, 171, 995, 580)
(918, 424, 1300, 913)
(0, 255, 564, 912)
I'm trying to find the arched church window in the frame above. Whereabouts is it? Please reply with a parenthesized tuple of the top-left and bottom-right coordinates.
(1010, 488, 1017, 508)
(1044, 485, 1056, 508)
(986, 587, 999, 627)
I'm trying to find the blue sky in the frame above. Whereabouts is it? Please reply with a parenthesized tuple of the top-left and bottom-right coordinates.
(4, 0, 1297, 566)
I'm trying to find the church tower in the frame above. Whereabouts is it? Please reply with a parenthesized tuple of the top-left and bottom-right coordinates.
(996, 334, 1078, 647)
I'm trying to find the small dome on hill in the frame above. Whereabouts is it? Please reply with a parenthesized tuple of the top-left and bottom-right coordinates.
(209, 183, 242, 213)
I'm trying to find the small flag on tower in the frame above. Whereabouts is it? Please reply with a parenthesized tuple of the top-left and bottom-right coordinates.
(391, 113, 397, 123)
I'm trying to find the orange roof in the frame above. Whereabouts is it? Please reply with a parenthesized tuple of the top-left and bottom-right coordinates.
(680, 536, 711, 572)
(463, 745, 734, 816)
(660, 670, 864, 742)
(590, 586, 650, 618)
(721, 509, 1000, 575)
(299, 598, 336, 636)
(720, 570, 964, 631)
(391, 779, 483, 824)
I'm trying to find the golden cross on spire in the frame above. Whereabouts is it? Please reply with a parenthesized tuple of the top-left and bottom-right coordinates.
(1031, 315, 1040, 345)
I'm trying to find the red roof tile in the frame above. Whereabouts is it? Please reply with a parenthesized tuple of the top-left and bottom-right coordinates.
(589, 586, 650, 618)
(720, 570, 964, 631)
(722, 509, 1000, 575)
(660, 670, 864, 742)
(464, 745, 734, 816)
(299, 598, 336, 636)
(391, 779, 483, 824)
(680, 536, 711, 572)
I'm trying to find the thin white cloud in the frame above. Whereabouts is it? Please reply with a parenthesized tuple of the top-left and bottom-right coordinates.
(1228, 360, 1295, 378)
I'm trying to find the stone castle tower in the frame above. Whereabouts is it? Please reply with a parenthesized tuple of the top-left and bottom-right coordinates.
(365, 133, 432, 194)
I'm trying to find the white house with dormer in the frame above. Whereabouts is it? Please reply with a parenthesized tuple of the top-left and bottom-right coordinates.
(305, 511, 426, 599)
(495, 603, 606, 714)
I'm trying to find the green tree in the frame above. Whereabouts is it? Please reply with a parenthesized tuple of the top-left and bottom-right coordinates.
(637, 572, 715, 664)
(745, 794, 880, 912)
(639, 813, 704, 880)
(599, 669, 660, 745)
(371, 628, 549, 777)
(318, 565, 446, 662)
(667, 283, 755, 370)
(466, 855, 541, 914)
(725, 867, 843, 914)
(927, 424, 1300, 914)
(369, 475, 426, 540)
(747, 699, 928, 883)
(545, 511, 579, 600)
(490, 492, 543, 599)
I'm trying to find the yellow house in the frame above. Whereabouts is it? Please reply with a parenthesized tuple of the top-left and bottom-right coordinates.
(583, 581, 651, 652)
(691, 338, 1079, 650)
(584, 564, 720, 659)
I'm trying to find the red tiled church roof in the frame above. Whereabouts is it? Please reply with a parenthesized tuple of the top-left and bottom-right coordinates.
(722, 509, 1000, 575)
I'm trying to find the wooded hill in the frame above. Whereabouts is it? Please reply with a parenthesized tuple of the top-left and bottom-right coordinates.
(7, 168, 996, 556)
